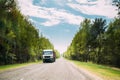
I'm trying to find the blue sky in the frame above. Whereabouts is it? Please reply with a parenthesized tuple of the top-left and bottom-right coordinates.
(17, 0, 117, 53)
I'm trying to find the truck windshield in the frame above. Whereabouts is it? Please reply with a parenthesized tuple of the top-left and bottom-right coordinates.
(43, 51, 53, 55)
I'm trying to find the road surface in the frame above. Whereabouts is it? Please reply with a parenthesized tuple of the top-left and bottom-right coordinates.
(0, 58, 102, 80)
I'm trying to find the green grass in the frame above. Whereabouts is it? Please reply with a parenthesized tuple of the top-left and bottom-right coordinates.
(0, 61, 42, 72)
(70, 60, 120, 80)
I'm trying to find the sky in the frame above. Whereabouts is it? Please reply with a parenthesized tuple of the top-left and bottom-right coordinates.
(17, 0, 117, 53)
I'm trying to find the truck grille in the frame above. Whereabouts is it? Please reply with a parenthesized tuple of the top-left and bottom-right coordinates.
(45, 56, 50, 58)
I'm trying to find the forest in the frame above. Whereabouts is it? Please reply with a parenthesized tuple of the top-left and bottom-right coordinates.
(0, 0, 59, 65)
(64, 18, 120, 67)
(64, 0, 120, 68)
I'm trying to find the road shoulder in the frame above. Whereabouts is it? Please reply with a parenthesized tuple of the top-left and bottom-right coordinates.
(66, 59, 103, 80)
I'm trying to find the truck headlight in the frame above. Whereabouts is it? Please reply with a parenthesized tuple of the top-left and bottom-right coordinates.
(50, 56, 53, 58)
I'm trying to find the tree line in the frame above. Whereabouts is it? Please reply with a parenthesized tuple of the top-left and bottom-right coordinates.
(64, 18, 120, 67)
(0, 0, 59, 65)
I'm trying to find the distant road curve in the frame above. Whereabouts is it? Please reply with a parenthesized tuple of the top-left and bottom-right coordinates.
(0, 58, 102, 80)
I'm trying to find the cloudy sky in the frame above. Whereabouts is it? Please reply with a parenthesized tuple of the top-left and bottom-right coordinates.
(17, 0, 117, 53)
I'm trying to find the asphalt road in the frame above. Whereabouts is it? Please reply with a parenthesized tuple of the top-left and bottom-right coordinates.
(0, 58, 102, 80)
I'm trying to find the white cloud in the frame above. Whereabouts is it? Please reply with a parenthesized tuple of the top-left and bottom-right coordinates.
(17, 0, 117, 26)
(68, 0, 117, 18)
(68, 0, 72, 2)
(76, 0, 89, 4)
(41, 19, 60, 26)
(40, 0, 47, 5)
(17, 0, 84, 26)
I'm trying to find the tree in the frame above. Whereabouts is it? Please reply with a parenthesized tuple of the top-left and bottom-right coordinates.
(90, 18, 107, 63)
(113, 0, 120, 18)
(104, 18, 120, 67)
(64, 18, 120, 67)
(64, 19, 91, 61)
(0, 0, 55, 65)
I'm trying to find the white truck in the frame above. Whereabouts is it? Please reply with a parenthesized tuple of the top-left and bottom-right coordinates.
(42, 49, 56, 63)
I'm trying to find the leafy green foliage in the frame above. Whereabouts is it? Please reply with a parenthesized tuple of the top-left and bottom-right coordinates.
(54, 50, 60, 58)
(64, 18, 120, 67)
(0, 0, 54, 65)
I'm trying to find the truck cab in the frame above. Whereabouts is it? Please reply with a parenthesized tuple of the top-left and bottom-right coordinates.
(42, 49, 56, 63)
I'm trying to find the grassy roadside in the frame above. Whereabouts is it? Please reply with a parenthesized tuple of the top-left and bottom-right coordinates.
(0, 61, 42, 72)
(69, 60, 120, 80)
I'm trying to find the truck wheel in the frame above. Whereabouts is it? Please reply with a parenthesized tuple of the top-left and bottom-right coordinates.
(43, 60, 45, 63)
